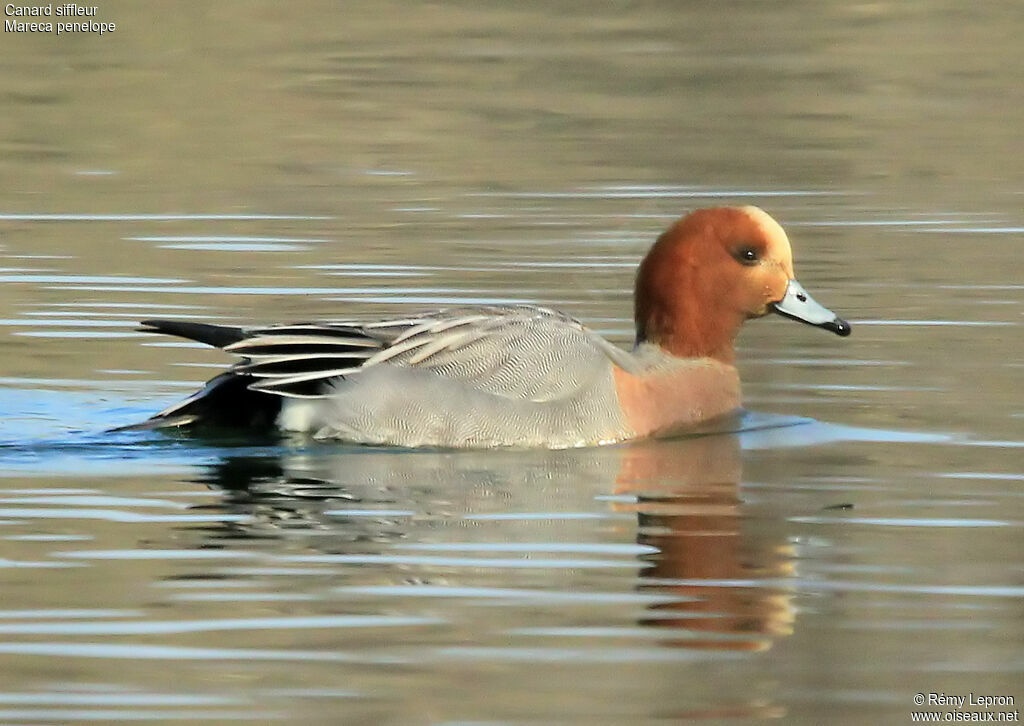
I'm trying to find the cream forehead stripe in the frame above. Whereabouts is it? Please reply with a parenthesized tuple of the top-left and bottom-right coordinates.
(739, 206, 794, 276)
(739, 206, 790, 247)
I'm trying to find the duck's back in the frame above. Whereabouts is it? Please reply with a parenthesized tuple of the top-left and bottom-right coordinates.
(273, 306, 633, 448)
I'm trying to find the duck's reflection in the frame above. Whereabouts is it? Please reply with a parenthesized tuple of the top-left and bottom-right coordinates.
(193, 427, 794, 653)
(613, 434, 794, 651)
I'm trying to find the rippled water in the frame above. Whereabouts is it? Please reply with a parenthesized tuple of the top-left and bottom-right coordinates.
(1, 2, 1022, 724)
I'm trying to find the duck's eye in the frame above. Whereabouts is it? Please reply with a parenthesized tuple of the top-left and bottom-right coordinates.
(734, 247, 759, 266)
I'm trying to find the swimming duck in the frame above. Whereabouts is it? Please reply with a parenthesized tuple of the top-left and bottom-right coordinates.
(122, 206, 850, 448)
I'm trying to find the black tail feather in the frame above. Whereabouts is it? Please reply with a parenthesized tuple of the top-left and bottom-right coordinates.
(139, 319, 246, 349)
(111, 372, 282, 432)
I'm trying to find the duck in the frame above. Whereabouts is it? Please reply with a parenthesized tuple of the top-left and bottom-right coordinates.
(119, 206, 850, 448)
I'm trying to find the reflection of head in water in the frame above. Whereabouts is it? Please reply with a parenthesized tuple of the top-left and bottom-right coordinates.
(196, 429, 794, 652)
(613, 434, 795, 652)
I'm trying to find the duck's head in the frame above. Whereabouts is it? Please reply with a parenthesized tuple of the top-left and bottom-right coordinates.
(634, 206, 850, 362)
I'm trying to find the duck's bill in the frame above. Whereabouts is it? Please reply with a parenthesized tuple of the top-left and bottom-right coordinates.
(771, 279, 852, 337)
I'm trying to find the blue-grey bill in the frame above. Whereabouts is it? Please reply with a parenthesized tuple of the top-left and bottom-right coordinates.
(771, 279, 851, 337)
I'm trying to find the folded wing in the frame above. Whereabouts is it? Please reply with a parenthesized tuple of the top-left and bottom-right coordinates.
(125, 306, 625, 434)
(236, 306, 620, 402)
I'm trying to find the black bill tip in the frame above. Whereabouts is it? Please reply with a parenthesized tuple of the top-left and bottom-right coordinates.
(826, 318, 852, 337)
(772, 305, 852, 337)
